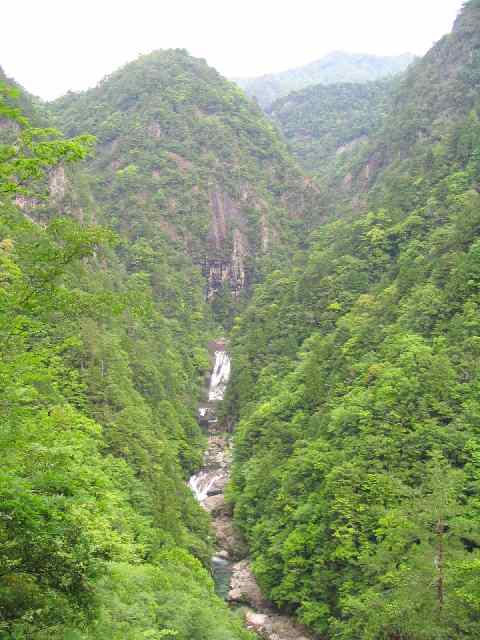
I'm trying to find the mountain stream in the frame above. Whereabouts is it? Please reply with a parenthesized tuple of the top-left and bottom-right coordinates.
(189, 341, 312, 640)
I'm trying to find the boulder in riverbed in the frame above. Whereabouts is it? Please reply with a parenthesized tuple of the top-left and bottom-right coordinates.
(212, 515, 248, 559)
(244, 608, 312, 640)
(228, 560, 270, 609)
(204, 493, 227, 514)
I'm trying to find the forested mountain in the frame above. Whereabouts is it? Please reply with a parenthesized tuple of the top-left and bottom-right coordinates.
(269, 0, 480, 216)
(48, 50, 320, 325)
(3, 1, 480, 639)
(317, 1, 480, 216)
(234, 51, 414, 108)
(226, 1, 480, 638)
(268, 79, 394, 173)
(336, 1, 480, 203)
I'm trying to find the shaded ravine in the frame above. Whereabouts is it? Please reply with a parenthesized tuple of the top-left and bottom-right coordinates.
(189, 341, 312, 640)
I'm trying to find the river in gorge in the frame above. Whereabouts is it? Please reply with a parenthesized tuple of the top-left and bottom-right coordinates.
(189, 339, 235, 598)
(188, 340, 312, 640)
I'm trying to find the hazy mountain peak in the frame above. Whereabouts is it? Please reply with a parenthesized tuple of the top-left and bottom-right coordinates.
(234, 51, 415, 108)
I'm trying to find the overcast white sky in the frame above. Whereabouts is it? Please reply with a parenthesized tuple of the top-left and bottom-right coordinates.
(0, 0, 465, 100)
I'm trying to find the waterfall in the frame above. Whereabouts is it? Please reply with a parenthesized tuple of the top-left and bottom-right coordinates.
(188, 344, 234, 599)
(188, 344, 314, 635)
(189, 470, 223, 503)
(190, 346, 231, 507)
(208, 350, 231, 402)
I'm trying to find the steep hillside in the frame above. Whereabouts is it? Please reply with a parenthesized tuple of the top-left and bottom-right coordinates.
(271, 2, 480, 218)
(331, 1, 480, 209)
(0, 65, 40, 120)
(226, 2, 480, 638)
(235, 51, 414, 108)
(268, 78, 394, 173)
(0, 72, 255, 639)
(49, 49, 320, 321)
(0, 45, 325, 640)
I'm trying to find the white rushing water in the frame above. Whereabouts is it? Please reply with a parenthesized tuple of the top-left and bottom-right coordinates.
(189, 347, 231, 505)
(189, 470, 223, 503)
(208, 350, 231, 402)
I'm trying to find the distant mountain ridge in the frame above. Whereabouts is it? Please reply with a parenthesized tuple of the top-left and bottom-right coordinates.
(268, 78, 394, 174)
(234, 51, 415, 108)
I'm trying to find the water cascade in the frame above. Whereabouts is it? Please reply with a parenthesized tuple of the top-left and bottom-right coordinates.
(189, 469, 223, 503)
(189, 343, 312, 639)
(188, 344, 233, 597)
(189, 348, 231, 504)
(208, 350, 231, 402)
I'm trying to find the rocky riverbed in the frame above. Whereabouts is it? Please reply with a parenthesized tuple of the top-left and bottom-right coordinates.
(189, 344, 313, 640)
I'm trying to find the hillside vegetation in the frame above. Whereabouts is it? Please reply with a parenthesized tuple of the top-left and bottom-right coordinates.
(268, 79, 393, 175)
(0, 73, 258, 640)
(49, 49, 320, 326)
(226, 2, 480, 638)
(3, 2, 480, 639)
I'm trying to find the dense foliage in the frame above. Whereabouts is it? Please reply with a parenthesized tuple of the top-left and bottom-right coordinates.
(0, 85, 253, 639)
(269, 79, 393, 174)
(226, 2, 480, 638)
(3, 2, 480, 639)
(235, 52, 413, 109)
(48, 49, 319, 316)
(321, 1, 480, 215)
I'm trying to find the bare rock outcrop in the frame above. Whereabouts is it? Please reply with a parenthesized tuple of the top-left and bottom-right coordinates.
(212, 515, 248, 559)
(244, 609, 312, 640)
(228, 560, 270, 610)
(49, 165, 66, 201)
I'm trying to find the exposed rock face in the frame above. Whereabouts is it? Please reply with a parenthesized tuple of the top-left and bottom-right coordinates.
(204, 189, 250, 299)
(202, 190, 251, 299)
(209, 190, 231, 248)
(49, 165, 66, 201)
(203, 257, 242, 300)
(231, 228, 248, 290)
(49, 51, 320, 308)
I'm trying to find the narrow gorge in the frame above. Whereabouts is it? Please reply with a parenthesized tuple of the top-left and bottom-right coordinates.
(189, 342, 312, 640)
(3, 3, 480, 637)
